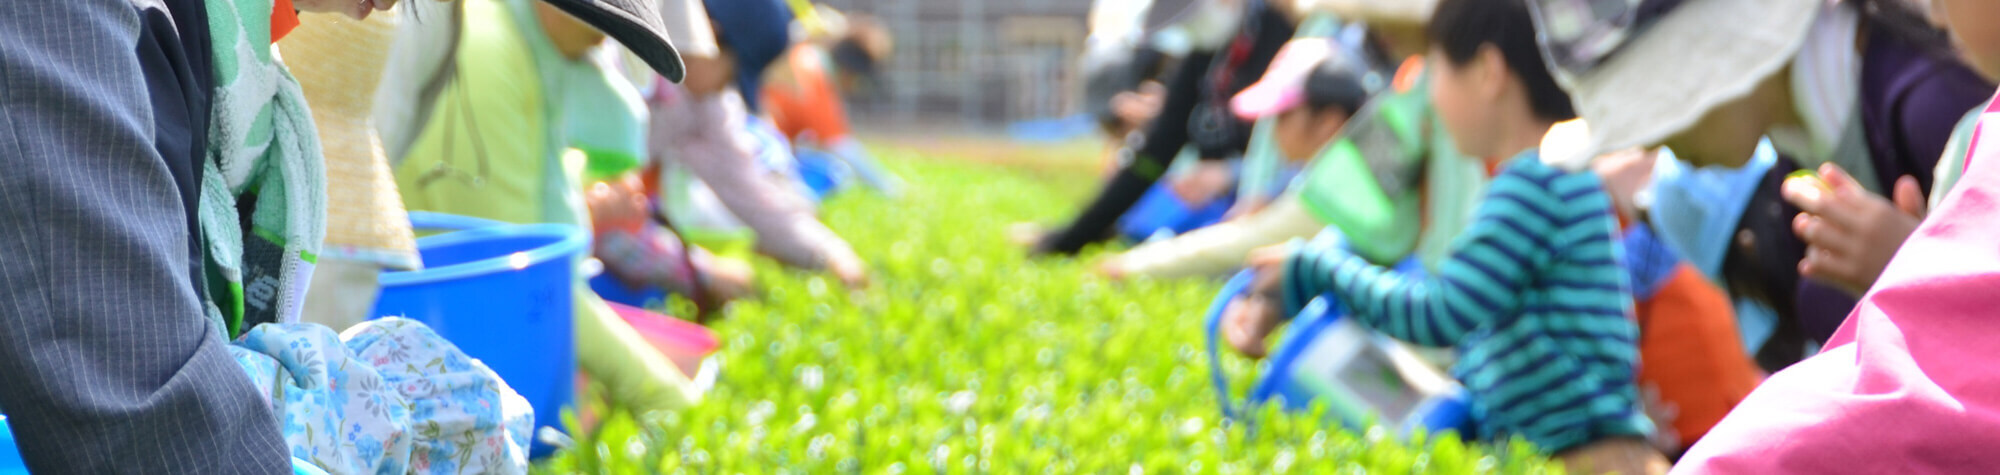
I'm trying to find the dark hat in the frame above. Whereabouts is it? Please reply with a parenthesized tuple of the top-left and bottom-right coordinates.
(541, 0, 687, 82)
(703, 0, 794, 112)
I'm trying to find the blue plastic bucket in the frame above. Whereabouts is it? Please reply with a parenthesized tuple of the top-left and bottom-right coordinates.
(0, 416, 23, 474)
(1118, 183, 1236, 242)
(372, 213, 588, 458)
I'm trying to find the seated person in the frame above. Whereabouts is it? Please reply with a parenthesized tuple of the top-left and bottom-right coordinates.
(762, 7, 905, 196)
(1103, 11, 1487, 282)
(390, 0, 703, 412)
(1226, 0, 1664, 471)
(586, 173, 754, 316)
(1027, 0, 1295, 256)
(1675, 1, 2000, 469)
(1523, 0, 1990, 363)
(1101, 37, 1370, 279)
(649, 0, 868, 288)
(1583, 143, 1762, 457)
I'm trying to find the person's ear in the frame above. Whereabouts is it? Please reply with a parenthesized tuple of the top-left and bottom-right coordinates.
(1475, 44, 1509, 100)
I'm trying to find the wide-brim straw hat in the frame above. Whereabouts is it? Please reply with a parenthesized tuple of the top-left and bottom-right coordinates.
(281, 14, 421, 270)
(1293, 0, 1438, 24)
(1530, 0, 1822, 164)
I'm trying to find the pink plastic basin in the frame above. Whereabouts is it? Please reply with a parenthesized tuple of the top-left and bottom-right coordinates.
(606, 302, 720, 377)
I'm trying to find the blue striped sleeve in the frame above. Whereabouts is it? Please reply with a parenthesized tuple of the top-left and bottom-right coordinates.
(1280, 165, 1561, 347)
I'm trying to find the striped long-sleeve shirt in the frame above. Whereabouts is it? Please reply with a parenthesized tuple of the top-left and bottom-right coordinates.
(1281, 151, 1652, 453)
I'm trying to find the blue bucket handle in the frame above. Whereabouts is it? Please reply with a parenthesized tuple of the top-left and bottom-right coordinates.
(407, 211, 508, 232)
(1205, 269, 1340, 422)
(1205, 256, 1434, 425)
(1204, 271, 1257, 421)
(1249, 297, 1341, 408)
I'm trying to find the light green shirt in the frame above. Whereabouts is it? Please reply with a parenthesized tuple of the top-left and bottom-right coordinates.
(395, 0, 646, 228)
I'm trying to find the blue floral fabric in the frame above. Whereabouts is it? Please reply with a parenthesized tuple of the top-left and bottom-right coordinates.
(346, 318, 535, 474)
(231, 318, 532, 475)
(238, 323, 414, 474)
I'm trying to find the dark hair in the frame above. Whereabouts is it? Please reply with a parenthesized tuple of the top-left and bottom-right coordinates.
(1425, 0, 1577, 122)
(1852, 0, 1953, 57)
(1302, 53, 1374, 117)
(831, 38, 882, 88)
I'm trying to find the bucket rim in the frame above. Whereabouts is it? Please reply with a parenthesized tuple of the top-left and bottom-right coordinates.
(379, 224, 590, 287)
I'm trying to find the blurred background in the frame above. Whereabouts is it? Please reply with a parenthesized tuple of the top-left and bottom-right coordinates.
(828, 0, 1186, 135)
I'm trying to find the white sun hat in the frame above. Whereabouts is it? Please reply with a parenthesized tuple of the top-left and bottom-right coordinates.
(1527, 0, 1824, 164)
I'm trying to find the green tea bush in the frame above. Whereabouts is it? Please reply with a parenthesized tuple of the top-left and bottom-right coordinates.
(539, 151, 1557, 473)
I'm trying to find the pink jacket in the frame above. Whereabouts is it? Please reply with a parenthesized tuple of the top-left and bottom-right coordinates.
(1675, 93, 2000, 473)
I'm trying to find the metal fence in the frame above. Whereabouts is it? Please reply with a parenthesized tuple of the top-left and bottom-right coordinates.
(819, 0, 1091, 127)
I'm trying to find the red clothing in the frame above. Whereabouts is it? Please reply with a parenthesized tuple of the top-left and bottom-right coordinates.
(761, 44, 851, 146)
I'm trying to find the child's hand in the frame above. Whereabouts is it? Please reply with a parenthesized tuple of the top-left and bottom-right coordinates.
(1781, 163, 1925, 296)
(1223, 295, 1283, 359)
(827, 252, 871, 290)
(1223, 244, 1294, 359)
(1246, 243, 1291, 274)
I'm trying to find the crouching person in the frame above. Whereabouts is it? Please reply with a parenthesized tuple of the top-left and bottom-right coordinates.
(1225, 0, 1663, 472)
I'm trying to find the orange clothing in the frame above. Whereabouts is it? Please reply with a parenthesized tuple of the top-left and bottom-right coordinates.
(271, 0, 299, 42)
(1635, 264, 1763, 449)
(761, 44, 851, 146)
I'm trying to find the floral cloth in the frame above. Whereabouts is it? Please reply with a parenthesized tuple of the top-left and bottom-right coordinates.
(232, 318, 532, 475)
(346, 319, 535, 474)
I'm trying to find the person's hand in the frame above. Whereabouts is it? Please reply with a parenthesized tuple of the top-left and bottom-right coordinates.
(1222, 244, 1293, 358)
(1094, 255, 1130, 281)
(1170, 160, 1235, 205)
(585, 177, 650, 235)
(1591, 148, 1658, 222)
(698, 254, 757, 303)
(1222, 293, 1283, 359)
(1008, 222, 1046, 248)
(1225, 196, 1269, 221)
(827, 251, 871, 289)
(1781, 163, 1926, 296)
(1246, 242, 1291, 274)
(1110, 81, 1167, 133)
(294, 0, 398, 20)
(1639, 384, 1682, 454)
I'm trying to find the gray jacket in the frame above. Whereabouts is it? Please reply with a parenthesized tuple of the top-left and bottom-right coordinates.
(0, 1, 289, 472)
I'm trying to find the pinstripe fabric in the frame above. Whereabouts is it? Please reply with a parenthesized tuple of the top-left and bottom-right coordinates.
(1282, 152, 1652, 453)
(0, 1, 289, 472)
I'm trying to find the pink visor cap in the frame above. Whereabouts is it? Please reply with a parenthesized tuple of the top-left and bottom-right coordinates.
(1231, 38, 1338, 120)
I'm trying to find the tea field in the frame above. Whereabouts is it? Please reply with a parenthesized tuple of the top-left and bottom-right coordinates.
(539, 145, 1557, 473)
